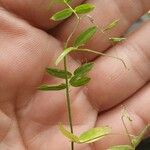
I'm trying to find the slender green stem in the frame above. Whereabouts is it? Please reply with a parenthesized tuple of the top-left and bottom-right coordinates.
(63, 2, 80, 150)
(65, 1, 80, 19)
(77, 48, 127, 69)
(65, 18, 81, 47)
(64, 1, 80, 47)
(63, 56, 74, 150)
(121, 115, 133, 147)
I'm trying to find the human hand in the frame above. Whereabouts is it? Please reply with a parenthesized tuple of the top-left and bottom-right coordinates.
(0, 0, 149, 149)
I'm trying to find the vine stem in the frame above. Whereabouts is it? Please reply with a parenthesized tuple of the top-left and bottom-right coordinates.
(85, 15, 115, 46)
(121, 115, 134, 147)
(63, 56, 74, 150)
(65, 1, 80, 19)
(63, 2, 80, 150)
(77, 48, 127, 69)
(62, 3, 126, 150)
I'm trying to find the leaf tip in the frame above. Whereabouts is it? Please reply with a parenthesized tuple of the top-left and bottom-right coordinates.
(50, 16, 55, 21)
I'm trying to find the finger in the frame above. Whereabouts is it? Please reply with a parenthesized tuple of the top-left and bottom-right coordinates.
(0, 0, 84, 29)
(85, 21, 150, 112)
(95, 82, 150, 149)
(53, 0, 150, 62)
(0, 8, 64, 107)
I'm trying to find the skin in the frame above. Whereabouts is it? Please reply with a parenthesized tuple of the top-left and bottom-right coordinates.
(0, 0, 149, 149)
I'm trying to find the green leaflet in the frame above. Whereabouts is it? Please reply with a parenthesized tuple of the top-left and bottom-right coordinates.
(38, 83, 66, 91)
(74, 26, 97, 47)
(59, 124, 111, 144)
(69, 75, 90, 87)
(74, 62, 94, 76)
(69, 62, 94, 87)
(108, 145, 133, 150)
(51, 8, 73, 21)
(75, 4, 95, 14)
(109, 37, 126, 43)
(46, 68, 72, 79)
(59, 124, 80, 143)
(103, 19, 119, 31)
(55, 47, 76, 65)
(79, 127, 111, 143)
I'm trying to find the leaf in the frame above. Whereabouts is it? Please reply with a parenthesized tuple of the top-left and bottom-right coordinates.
(55, 47, 76, 65)
(131, 124, 150, 148)
(79, 127, 111, 143)
(51, 8, 73, 21)
(109, 37, 126, 43)
(46, 68, 72, 79)
(103, 19, 119, 31)
(69, 75, 91, 87)
(75, 4, 95, 14)
(59, 125, 111, 144)
(74, 26, 97, 47)
(74, 62, 94, 76)
(38, 83, 66, 91)
(59, 124, 80, 143)
(108, 145, 133, 150)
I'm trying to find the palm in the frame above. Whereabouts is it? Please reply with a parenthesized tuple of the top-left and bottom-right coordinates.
(0, 0, 150, 150)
